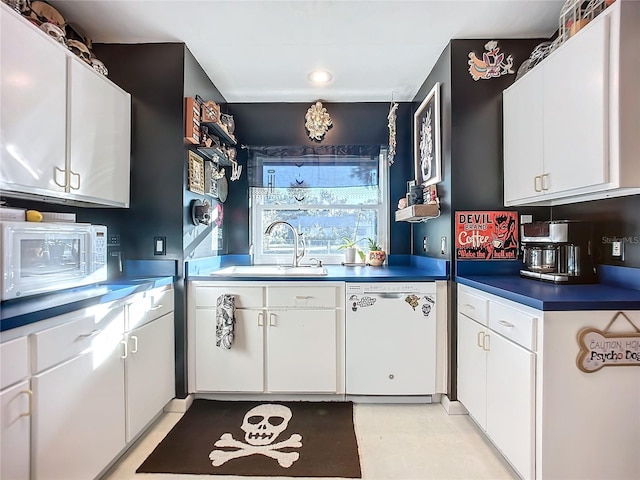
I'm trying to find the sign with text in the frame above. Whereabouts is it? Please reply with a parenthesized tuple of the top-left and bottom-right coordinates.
(455, 211, 518, 260)
(577, 312, 640, 373)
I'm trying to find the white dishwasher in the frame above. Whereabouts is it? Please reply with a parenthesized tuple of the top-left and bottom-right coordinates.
(345, 282, 437, 396)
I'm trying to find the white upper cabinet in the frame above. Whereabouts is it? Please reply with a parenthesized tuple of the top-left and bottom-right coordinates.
(67, 60, 131, 206)
(0, 5, 67, 196)
(0, 4, 131, 207)
(503, 0, 640, 206)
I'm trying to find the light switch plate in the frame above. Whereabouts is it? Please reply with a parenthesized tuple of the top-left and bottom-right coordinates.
(154, 236, 167, 255)
(612, 241, 622, 258)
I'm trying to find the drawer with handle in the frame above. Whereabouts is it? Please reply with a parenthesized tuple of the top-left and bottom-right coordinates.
(458, 288, 488, 325)
(489, 302, 537, 350)
(267, 286, 337, 308)
(31, 305, 125, 373)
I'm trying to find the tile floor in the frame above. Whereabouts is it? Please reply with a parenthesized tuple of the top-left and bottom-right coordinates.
(100, 403, 518, 480)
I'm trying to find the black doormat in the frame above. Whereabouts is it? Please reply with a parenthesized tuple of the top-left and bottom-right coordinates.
(137, 399, 362, 478)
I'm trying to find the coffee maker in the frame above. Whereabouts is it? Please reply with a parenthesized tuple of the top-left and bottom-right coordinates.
(520, 220, 596, 284)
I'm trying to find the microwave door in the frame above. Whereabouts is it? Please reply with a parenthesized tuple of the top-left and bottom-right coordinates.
(20, 238, 82, 276)
(7, 230, 89, 298)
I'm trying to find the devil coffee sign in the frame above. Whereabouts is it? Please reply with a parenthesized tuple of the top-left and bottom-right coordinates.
(455, 211, 518, 260)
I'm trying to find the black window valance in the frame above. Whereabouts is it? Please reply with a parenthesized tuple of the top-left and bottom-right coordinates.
(246, 145, 381, 189)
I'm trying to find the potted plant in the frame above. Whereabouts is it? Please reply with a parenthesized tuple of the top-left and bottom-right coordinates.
(338, 236, 365, 264)
(366, 237, 386, 266)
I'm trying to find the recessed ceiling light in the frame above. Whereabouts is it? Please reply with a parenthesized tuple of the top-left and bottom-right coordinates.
(308, 70, 333, 85)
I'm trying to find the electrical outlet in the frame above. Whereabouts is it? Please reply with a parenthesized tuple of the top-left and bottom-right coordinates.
(612, 241, 623, 259)
(423, 236, 429, 252)
(108, 234, 120, 246)
(153, 236, 166, 255)
(440, 236, 447, 255)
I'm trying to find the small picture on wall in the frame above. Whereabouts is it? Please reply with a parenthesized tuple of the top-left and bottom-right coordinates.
(188, 150, 205, 195)
(455, 211, 518, 260)
(414, 82, 441, 186)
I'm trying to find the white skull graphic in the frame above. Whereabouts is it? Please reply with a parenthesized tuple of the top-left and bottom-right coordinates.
(241, 404, 292, 446)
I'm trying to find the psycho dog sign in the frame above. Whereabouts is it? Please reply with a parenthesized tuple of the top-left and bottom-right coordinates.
(577, 312, 640, 373)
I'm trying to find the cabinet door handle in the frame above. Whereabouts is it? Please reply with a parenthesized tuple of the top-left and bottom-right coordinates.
(477, 331, 485, 348)
(69, 170, 81, 190)
(120, 339, 128, 359)
(130, 335, 139, 353)
(464, 303, 476, 310)
(541, 173, 550, 191)
(257, 312, 264, 327)
(498, 320, 515, 328)
(19, 390, 33, 417)
(269, 312, 277, 326)
(483, 333, 491, 351)
(53, 166, 67, 187)
(534, 175, 542, 192)
(150, 304, 163, 310)
(76, 328, 101, 341)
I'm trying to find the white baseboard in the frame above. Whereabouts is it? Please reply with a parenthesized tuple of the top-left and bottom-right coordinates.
(440, 395, 468, 415)
(164, 395, 194, 413)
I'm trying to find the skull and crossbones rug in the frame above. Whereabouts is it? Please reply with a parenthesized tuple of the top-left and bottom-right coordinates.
(136, 399, 362, 477)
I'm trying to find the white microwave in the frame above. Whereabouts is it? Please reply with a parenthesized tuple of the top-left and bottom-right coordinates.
(0, 221, 108, 300)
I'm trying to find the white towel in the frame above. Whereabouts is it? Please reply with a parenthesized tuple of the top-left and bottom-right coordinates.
(216, 294, 236, 349)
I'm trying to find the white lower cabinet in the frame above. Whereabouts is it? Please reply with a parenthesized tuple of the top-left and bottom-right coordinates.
(32, 334, 126, 480)
(188, 281, 344, 395)
(31, 304, 127, 480)
(267, 309, 337, 392)
(123, 286, 175, 442)
(456, 314, 487, 427)
(485, 330, 535, 479)
(0, 379, 31, 480)
(457, 285, 536, 480)
(458, 284, 640, 480)
(3, 284, 175, 480)
(125, 310, 175, 442)
(0, 335, 31, 480)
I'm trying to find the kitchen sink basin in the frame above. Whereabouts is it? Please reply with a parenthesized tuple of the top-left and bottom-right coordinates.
(210, 265, 328, 277)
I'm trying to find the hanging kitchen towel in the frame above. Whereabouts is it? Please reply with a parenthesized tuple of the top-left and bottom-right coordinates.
(216, 294, 236, 349)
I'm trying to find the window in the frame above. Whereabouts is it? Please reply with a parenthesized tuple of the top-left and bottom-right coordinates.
(249, 146, 389, 265)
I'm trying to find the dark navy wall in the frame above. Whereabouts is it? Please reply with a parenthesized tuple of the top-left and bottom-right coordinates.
(410, 38, 549, 398)
(554, 196, 640, 267)
(225, 102, 413, 255)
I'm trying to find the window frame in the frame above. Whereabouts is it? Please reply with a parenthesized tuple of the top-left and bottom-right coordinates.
(249, 149, 389, 265)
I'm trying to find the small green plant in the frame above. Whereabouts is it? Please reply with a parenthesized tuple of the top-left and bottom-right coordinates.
(366, 237, 383, 251)
(338, 237, 366, 261)
(337, 236, 362, 250)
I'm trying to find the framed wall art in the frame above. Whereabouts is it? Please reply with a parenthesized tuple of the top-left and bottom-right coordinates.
(188, 150, 205, 195)
(414, 82, 441, 186)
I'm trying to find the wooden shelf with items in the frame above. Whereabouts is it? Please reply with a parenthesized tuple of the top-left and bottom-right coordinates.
(395, 203, 440, 223)
(201, 119, 237, 146)
(193, 146, 232, 166)
(184, 95, 238, 168)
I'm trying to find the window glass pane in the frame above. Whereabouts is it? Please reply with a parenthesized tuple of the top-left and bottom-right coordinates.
(254, 186, 379, 206)
(261, 207, 377, 256)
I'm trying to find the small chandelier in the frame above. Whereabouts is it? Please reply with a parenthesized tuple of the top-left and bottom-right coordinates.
(305, 101, 332, 141)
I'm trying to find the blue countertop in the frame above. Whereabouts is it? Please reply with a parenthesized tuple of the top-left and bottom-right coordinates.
(186, 254, 449, 282)
(0, 276, 174, 332)
(456, 263, 640, 311)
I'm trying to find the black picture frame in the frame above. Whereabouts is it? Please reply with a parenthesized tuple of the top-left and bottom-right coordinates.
(414, 82, 441, 186)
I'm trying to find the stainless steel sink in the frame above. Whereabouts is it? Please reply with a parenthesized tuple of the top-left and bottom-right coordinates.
(210, 265, 328, 277)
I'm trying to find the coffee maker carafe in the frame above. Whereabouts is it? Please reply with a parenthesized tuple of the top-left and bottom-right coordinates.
(520, 221, 596, 283)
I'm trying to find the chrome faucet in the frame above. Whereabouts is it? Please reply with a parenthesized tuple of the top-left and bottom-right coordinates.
(264, 220, 306, 267)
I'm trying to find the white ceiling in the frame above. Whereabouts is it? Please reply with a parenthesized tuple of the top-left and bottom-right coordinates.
(48, 0, 564, 103)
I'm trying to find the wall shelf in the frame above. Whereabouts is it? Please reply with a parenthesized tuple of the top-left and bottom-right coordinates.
(395, 204, 440, 223)
(194, 146, 233, 166)
(201, 121, 237, 146)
